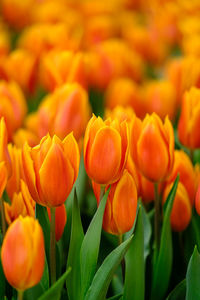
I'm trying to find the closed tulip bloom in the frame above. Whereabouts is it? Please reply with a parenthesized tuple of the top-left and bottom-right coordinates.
(22, 133, 80, 207)
(5, 180, 35, 225)
(163, 182, 192, 232)
(178, 87, 200, 149)
(105, 106, 135, 124)
(47, 204, 67, 241)
(130, 113, 174, 182)
(1, 216, 45, 291)
(0, 118, 12, 177)
(84, 114, 129, 185)
(165, 150, 196, 205)
(93, 169, 137, 235)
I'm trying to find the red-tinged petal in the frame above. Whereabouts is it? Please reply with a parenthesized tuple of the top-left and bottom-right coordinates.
(39, 141, 74, 206)
(113, 170, 137, 234)
(88, 126, 121, 184)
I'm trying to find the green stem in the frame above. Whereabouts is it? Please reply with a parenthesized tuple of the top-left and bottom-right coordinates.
(154, 182, 160, 251)
(0, 198, 6, 238)
(190, 149, 194, 164)
(17, 290, 24, 300)
(118, 234, 125, 282)
(50, 207, 56, 286)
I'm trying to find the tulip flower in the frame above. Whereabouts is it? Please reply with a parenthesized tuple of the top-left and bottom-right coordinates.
(5, 180, 35, 225)
(84, 114, 129, 185)
(105, 106, 135, 124)
(93, 169, 137, 235)
(130, 113, 174, 182)
(178, 87, 200, 149)
(163, 182, 192, 232)
(22, 133, 80, 208)
(38, 83, 91, 141)
(1, 216, 45, 293)
(0, 81, 27, 141)
(165, 150, 196, 205)
(47, 204, 67, 241)
(195, 183, 200, 215)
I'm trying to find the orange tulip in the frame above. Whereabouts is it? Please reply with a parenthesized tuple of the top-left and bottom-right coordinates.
(38, 83, 91, 141)
(0, 161, 8, 198)
(84, 114, 129, 185)
(143, 80, 176, 121)
(39, 50, 87, 92)
(104, 106, 135, 124)
(165, 150, 196, 205)
(163, 182, 192, 232)
(47, 204, 67, 241)
(178, 87, 200, 149)
(0, 81, 27, 141)
(130, 113, 174, 182)
(5, 49, 37, 94)
(105, 78, 145, 118)
(0, 118, 12, 177)
(5, 180, 35, 225)
(13, 128, 39, 148)
(22, 133, 80, 207)
(1, 216, 45, 291)
(93, 169, 137, 235)
(6, 145, 22, 199)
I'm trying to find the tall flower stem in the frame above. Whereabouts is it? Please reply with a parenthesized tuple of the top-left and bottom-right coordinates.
(154, 182, 160, 251)
(0, 198, 6, 238)
(50, 207, 56, 285)
(118, 234, 125, 282)
(17, 290, 24, 300)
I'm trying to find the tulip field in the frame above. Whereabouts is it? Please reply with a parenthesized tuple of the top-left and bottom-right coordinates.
(1, 0, 200, 300)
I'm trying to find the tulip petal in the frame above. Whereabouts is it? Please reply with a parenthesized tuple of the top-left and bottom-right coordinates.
(88, 126, 121, 184)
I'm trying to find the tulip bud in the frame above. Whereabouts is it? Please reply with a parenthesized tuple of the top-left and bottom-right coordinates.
(22, 133, 80, 207)
(93, 169, 137, 235)
(1, 216, 45, 291)
(5, 180, 35, 225)
(130, 113, 174, 182)
(84, 114, 129, 185)
(165, 150, 196, 205)
(104, 106, 135, 124)
(163, 182, 192, 232)
(178, 87, 200, 149)
(38, 83, 91, 141)
(47, 204, 67, 241)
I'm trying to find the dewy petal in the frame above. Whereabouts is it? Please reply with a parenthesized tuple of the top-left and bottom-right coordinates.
(39, 141, 74, 206)
(22, 143, 40, 202)
(88, 126, 121, 184)
(113, 170, 137, 234)
(62, 132, 80, 182)
(137, 120, 169, 181)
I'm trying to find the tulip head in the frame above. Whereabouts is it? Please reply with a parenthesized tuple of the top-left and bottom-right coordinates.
(195, 183, 200, 215)
(0, 118, 12, 177)
(93, 169, 137, 235)
(165, 150, 196, 205)
(84, 114, 129, 185)
(130, 113, 174, 182)
(1, 216, 45, 291)
(178, 87, 200, 149)
(163, 182, 192, 232)
(22, 133, 80, 207)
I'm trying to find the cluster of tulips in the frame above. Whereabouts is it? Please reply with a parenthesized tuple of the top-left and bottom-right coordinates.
(0, 0, 200, 300)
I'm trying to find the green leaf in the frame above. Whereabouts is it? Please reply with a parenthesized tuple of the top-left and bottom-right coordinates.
(166, 279, 186, 300)
(151, 175, 179, 300)
(142, 203, 152, 261)
(38, 267, 71, 300)
(85, 235, 133, 300)
(186, 246, 200, 300)
(107, 294, 123, 300)
(67, 189, 84, 300)
(124, 206, 144, 300)
(80, 188, 109, 298)
(35, 204, 50, 262)
(0, 251, 5, 299)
